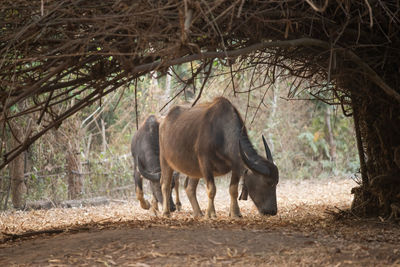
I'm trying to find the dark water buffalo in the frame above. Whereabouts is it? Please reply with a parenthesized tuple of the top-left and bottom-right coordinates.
(159, 97, 279, 218)
(131, 115, 181, 213)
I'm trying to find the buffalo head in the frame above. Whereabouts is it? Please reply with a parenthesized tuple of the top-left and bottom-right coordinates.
(239, 135, 279, 216)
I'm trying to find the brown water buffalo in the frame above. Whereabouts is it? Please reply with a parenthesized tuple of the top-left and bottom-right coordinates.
(159, 97, 279, 218)
(131, 115, 181, 213)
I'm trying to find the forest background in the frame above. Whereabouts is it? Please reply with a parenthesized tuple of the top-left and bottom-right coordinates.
(0, 62, 359, 209)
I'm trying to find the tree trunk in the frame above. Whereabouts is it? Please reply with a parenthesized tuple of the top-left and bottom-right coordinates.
(350, 84, 400, 218)
(101, 118, 107, 154)
(151, 71, 158, 88)
(9, 125, 27, 209)
(324, 106, 336, 161)
(85, 133, 92, 159)
(54, 117, 84, 200)
(165, 69, 172, 97)
(267, 84, 279, 153)
(163, 68, 173, 111)
(66, 145, 82, 199)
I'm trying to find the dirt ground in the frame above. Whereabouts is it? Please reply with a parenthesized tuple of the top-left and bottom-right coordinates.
(1, 178, 400, 266)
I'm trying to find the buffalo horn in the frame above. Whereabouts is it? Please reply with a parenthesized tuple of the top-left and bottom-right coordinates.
(239, 139, 270, 176)
(262, 135, 274, 163)
(137, 160, 161, 182)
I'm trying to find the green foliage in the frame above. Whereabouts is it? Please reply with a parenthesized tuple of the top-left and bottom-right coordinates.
(278, 103, 359, 179)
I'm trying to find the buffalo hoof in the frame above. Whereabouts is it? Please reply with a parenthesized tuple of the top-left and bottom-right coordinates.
(229, 212, 242, 218)
(206, 210, 217, 219)
(150, 207, 158, 217)
(176, 202, 182, 211)
(192, 211, 204, 218)
(170, 204, 176, 212)
(162, 211, 171, 218)
(140, 200, 151, 210)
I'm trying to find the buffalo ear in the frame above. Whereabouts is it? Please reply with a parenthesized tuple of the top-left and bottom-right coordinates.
(137, 159, 161, 182)
(262, 135, 274, 162)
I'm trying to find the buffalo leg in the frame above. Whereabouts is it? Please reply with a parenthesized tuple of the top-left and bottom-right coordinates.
(199, 157, 216, 218)
(134, 168, 150, 210)
(184, 177, 203, 217)
(169, 193, 176, 212)
(229, 170, 242, 218)
(173, 174, 182, 211)
(150, 179, 176, 212)
(151, 190, 159, 211)
(160, 157, 173, 217)
(149, 194, 159, 216)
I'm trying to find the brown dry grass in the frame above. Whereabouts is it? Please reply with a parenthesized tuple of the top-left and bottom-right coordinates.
(1, 178, 400, 266)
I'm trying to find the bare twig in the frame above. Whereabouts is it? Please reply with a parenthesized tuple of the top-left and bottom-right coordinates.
(192, 60, 213, 106)
(305, 0, 329, 13)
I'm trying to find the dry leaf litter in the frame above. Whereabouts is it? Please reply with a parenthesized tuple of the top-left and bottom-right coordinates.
(1, 178, 399, 266)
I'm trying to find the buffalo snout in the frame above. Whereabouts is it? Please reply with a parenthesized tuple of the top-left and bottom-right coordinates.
(259, 207, 277, 216)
